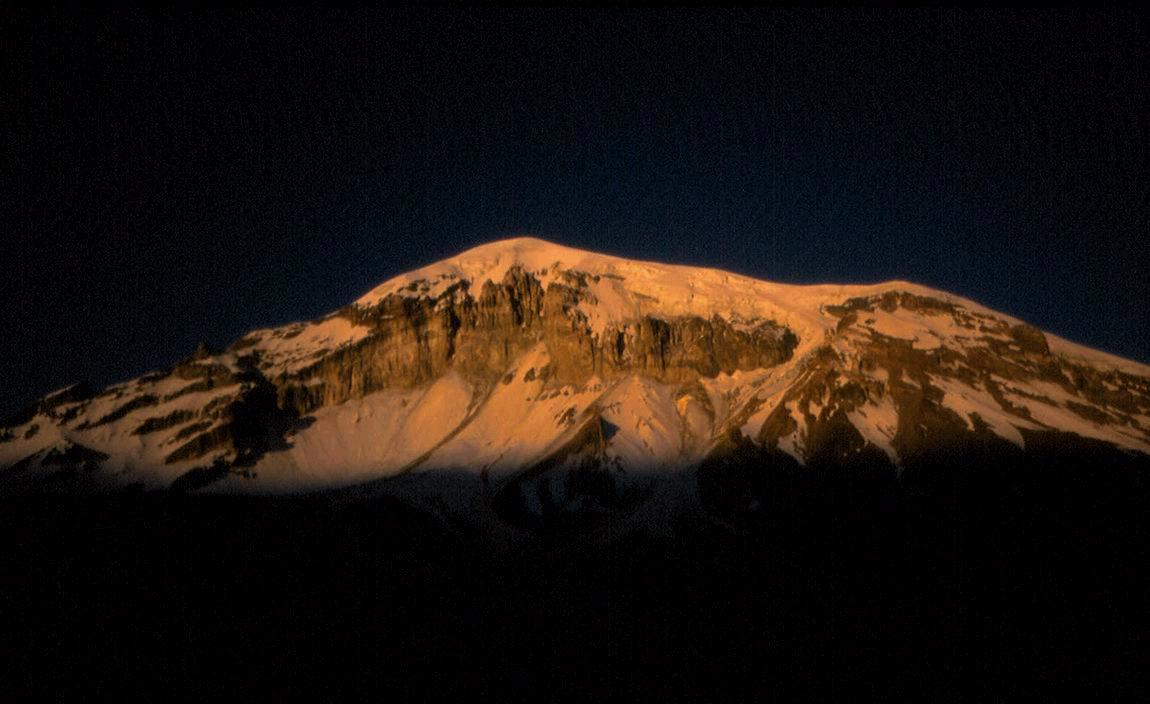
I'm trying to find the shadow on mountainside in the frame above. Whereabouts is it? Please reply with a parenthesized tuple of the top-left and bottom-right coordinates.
(2, 439, 1149, 701)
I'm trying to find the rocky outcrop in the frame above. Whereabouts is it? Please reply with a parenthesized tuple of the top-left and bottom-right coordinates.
(274, 266, 798, 415)
(3, 441, 110, 480)
(132, 409, 196, 436)
(2, 383, 95, 428)
(163, 380, 297, 466)
(1010, 324, 1050, 355)
(40, 442, 109, 472)
(770, 293, 1150, 467)
(80, 394, 160, 429)
(491, 409, 639, 531)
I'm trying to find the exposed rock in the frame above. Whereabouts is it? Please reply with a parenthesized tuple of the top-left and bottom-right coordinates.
(173, 360, 236, 382)
(163, 381, 298, 466)
(826, 291, 958, 317)
(165, 425, 236, 464)
(191, 342, 217, 360)
(163, 379, 216, 401)
(1064, 400, 1112, 425)
(276, 267, 798, 411)
(2, 382, 94, 428)
(80, 395, 160, 429)
(170, 457, 235, 493)
(1010, 324, 1050, 355)
(491, 409, 639, 531)
(132, 410, 196, 435)
(172, 420, 214, 442)
(758, 401, 799, 447)
(41, 443, 109, 470)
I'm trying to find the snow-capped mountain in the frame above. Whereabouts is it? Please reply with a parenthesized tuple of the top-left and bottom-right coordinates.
(3, 236, 1149, 505)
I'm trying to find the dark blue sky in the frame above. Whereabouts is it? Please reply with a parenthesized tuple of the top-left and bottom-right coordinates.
(2, 8, 1148, 415)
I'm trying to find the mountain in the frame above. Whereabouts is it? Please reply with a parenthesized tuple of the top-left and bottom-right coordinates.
(6, 236, 1150, 699)
(3, 236, 1149, 511)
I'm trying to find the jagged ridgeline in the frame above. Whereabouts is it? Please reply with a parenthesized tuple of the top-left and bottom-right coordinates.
(2, 237, 1149, 520)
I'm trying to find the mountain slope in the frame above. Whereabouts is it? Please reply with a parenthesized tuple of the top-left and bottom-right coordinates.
(3, 237, 1149, 501)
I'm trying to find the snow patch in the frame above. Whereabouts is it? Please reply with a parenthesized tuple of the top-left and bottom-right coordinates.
(248, 315, 371, 374)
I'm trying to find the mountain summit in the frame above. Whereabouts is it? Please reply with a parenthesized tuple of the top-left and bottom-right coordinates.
(3, 237, 1149, 505)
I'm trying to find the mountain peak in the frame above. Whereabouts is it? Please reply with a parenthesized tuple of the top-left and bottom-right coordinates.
(355, 235, 619, 307)
(462, 234, 572, 252)
(443, 235, 588, 267)
(3, 237, 1149, 498)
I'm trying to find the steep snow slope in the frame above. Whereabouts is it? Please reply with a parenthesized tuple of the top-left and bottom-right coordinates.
(3, 236, 1149, 497)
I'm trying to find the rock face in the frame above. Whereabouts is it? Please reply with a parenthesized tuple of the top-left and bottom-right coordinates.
(2, 237, 1148, 507)
(278, 266, 798, 416)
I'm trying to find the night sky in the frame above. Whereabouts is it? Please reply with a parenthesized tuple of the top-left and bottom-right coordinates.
(2, 8, 1148, 416)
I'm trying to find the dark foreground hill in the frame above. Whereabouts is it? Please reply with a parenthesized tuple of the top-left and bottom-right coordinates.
(4, 437, 1148, 701)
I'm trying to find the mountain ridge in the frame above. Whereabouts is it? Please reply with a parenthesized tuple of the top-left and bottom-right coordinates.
(3, 237, 1148, 505)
